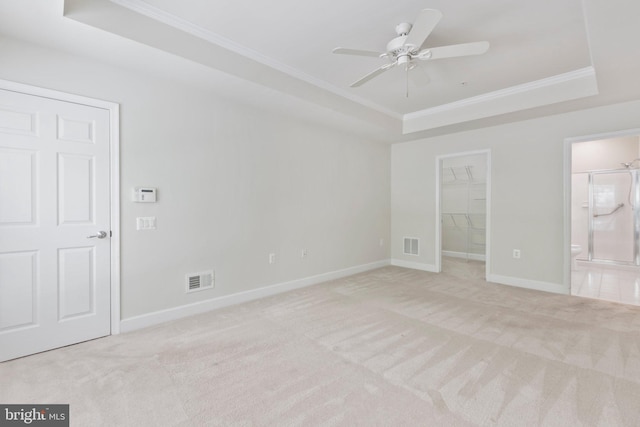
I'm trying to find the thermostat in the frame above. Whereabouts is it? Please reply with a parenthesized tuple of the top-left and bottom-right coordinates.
(133, 187, 157, 203)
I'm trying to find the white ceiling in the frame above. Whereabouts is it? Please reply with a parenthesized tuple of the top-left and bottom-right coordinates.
(1, 0, 640, 141)
(129, 0, 591, 114)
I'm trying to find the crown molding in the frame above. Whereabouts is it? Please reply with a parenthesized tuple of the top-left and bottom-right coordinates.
(109, 0, 401, 120)
(402, 67, 598, 134)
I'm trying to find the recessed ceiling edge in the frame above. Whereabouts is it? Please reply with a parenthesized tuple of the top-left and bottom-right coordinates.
(402, 67, 598, 134)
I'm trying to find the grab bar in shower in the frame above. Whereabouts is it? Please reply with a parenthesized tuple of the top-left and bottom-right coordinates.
(593, 203, 624, 217)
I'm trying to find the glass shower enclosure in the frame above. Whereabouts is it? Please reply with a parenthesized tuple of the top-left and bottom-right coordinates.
(572, 168, 640, 265)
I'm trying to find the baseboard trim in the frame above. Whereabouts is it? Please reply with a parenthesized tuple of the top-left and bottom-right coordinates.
(120, 259, 391, 333)
(442, 251, 486, 261)
(487, 274, 569, 295)
(391, 259, 439, 273)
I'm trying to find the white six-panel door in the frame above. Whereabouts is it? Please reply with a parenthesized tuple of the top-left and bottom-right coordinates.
(0, 89, 111, 361)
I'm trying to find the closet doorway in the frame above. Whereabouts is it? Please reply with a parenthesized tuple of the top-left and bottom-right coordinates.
(436, 150, 490, 280)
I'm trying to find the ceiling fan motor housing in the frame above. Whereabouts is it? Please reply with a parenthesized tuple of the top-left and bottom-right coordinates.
(387, 35, 418, 64)
(395, 22, 412, 36)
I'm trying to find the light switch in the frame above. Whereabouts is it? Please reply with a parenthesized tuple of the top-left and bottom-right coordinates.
(136, 216, 156, 230)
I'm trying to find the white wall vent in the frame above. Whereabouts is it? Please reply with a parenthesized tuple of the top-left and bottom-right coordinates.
(185, 270, 214, 293)
(403, 237, 420, 256)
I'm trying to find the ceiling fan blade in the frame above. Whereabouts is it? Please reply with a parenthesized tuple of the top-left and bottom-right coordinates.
(403, 9, 443, 50)
(332, 47, 384, 58)
(350, 62, 397, 87)
(425, 41, 490, 60)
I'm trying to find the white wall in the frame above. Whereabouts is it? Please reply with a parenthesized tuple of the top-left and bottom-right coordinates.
(572, 136, 640, 172)
(392, 100, 640, 291)
(0, 38, 390, 320)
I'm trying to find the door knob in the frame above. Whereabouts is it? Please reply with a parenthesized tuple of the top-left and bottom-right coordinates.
(87, 231, 108, 239)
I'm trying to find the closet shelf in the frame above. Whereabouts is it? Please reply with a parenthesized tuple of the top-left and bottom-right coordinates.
(442, 180, 486, 186)
(442, 212, 486, 216)
(441, 165, 487, 185)
(442, 212, 486, 230)
(443, 226, 486, 231)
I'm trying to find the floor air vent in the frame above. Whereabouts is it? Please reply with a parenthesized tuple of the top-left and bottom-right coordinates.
(186, 270, 214, 293)
(403, 237, 419, 256)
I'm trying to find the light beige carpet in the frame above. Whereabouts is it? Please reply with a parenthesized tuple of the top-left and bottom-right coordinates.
(2, 265, 640, 426)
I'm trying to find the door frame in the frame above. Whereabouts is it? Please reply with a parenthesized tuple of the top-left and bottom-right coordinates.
(435, 149, 491, 279)
(0, 78, 121, 335)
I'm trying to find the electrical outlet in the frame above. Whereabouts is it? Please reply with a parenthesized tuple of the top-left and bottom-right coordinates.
(513, 249, 521, 259)
(301, 249, 308, 258)
(269, 253, 276, 264)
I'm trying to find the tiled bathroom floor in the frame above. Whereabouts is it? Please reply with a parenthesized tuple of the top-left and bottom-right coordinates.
(443, 257, 640, 306)
(571, 260, 640, 306)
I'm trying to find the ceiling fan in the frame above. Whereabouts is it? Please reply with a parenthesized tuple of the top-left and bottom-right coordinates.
(333, 9, 489, 90)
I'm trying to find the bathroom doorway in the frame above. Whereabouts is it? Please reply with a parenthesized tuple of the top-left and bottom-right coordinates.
(436, 150, 490, 280)
(569, 131, 640, 305)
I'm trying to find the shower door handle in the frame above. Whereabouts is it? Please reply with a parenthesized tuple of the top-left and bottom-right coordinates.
(593, 203, 624, 218)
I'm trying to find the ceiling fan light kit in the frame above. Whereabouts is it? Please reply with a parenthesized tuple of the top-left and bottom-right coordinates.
(333, 8, 489, 92)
